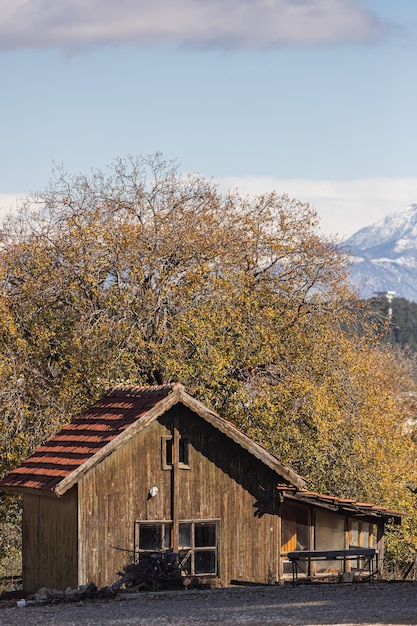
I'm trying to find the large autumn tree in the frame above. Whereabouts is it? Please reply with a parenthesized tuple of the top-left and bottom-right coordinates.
(1, 154, 416, 559)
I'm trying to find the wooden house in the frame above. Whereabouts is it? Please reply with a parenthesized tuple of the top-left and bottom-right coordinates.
(0, 383, 403, 591)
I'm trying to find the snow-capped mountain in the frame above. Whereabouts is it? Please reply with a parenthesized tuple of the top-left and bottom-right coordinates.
(342, 204, 417, 302)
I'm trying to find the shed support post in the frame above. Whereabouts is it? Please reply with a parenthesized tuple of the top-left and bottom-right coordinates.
(377, 523, 385, 576)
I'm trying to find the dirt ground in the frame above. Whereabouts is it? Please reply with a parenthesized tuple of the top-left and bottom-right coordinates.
(2, 582, 417, 626)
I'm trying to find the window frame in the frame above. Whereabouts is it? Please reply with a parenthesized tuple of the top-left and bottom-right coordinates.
(134, 519, 220, 578)
(134, 520, 172, 559)
(161, 436, 190, 470)
(178, 519, 220, 577)
(349, 519, 374, 548)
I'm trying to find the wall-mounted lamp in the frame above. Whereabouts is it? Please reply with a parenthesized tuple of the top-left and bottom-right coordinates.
(148, 486, 158, 499)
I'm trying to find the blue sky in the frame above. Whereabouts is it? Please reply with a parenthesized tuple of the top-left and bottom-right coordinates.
(0, 0, 416, 238)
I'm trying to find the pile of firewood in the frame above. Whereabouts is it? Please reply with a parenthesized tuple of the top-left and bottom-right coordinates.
(114, 551, 186, 592)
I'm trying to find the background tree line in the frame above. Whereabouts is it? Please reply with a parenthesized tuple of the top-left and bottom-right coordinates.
(1, 154, 417, 565)
(369, 296, 417, 353)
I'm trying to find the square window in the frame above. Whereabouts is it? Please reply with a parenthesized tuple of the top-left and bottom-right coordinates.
(135, 520, 218, 577)
(135, 521, 172, 555)
(179, 520, 219, 577)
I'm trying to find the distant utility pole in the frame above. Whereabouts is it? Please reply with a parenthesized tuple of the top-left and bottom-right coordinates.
(375, 291, 396, 320)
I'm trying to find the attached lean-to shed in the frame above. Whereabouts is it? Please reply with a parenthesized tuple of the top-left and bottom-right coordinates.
(0, 383, 403, 591)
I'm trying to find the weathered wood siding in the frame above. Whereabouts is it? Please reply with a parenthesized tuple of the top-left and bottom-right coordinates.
(77, 414, 172, 587)
(23, 488, 78, 592)
(173, 407, 280, 585)
(77, 405, 281, 588)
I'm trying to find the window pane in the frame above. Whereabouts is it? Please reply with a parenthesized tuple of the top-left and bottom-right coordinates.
(163, 524, 171, 549)
(165, 439, 173, 465)
(315, 510, 345, 551)
(315, 511, 345, 573)
(139, 524, 162, 550)
(179, 550, 191, 575)
(179, 438, 188, 465)
(179, 523, 191, 548)
(195, 523, 216, 547)
(195, 550, 216, 574)
(281, 514, 296, 552)
(369, 525, 377, 548)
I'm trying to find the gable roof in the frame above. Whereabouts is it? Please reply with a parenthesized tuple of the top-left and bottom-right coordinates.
(0, 382, 306, 496)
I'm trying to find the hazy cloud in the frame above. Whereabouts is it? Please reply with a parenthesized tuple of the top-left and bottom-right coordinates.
(216, 176, 417, 239)
(3, 178, 417, 240)
(0, 0, 390, 51)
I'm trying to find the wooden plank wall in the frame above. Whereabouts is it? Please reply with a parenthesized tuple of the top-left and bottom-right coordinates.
(175, 407, 279, 585)
(78, 415, 172, 587)
(23, 488, 78, 592)
(77, 405, 280, 588)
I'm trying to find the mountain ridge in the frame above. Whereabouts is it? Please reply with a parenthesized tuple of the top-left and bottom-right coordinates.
(342, 203, 417, 302)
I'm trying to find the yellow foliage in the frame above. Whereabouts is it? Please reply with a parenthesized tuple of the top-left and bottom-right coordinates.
(0, 154, 416, 559)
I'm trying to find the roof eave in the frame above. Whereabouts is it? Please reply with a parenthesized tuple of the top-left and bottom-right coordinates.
(280, 489, 405, 524)
(0, 484, 59, 497)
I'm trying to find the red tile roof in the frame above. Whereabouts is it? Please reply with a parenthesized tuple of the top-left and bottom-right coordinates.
(0, 384, 176, 493)
(276, 486, 405, 523)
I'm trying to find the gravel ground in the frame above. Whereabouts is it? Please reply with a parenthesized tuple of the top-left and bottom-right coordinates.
(2, 582, 417, 625)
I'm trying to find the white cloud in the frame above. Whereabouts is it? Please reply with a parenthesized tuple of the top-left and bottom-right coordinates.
(0, 0, 389, 51)
(215, 176, 417, 239)
(0, 194, 26, 221)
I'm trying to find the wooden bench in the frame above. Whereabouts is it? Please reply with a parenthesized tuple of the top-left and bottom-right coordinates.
(287, 548, 377, 584)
